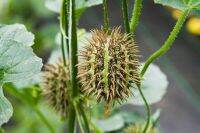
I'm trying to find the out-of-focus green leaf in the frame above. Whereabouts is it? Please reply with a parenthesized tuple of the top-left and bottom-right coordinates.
(30, 0, 53, 17)
(0, 0, 8, 15)
(118, 110, 143, 124)
(128, 64, 168, 105)
(92, 114, 125, 132)
(154, 0, 200, 11)
(45, 0, 103, 13)
(48, 29, 90, 64)
(7, 103, 63, 133)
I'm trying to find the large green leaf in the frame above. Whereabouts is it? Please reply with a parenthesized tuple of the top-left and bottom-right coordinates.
(0, 24, 42, 126)
(0, 89, 12, 126)
(0, 24, 34, 46)
(154, 0, 200, 11)
(45, 0, 103, 13)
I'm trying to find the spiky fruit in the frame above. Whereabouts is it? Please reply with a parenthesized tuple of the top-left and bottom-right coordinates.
(42, 60, 70, 118)
(123, 124, 157, 133)
(78, 27, 140, 104)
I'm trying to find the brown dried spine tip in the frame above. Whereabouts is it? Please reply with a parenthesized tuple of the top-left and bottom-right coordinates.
(123, 124, 157, 133)
(42, 60, 70, 118)
(78, 27, 140, 104)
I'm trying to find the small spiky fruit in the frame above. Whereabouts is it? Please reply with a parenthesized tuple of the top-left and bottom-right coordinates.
(78, 27, 140, 104)
(123, 124, 157, 133)
(42, 60, 70, 118)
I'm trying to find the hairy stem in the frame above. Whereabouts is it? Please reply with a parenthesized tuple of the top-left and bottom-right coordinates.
(103, 0, 109, 31)
(130, 0, 143, 33)
(68, 0, 78, 132)
(121, 0, 130, 33)
(141, 9, 190, 77)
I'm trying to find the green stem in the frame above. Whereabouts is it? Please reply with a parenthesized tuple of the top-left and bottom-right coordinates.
(103, 0, 109, 31)
(79, 104, 90, 133)
(60, 0, 69, 60)
(64, 0, 69, 58)
(74, 106, 85, 133)
(140, 9, 190, 77)
(121, 0, 130, 33)
(61, 34, 67, 66)
(130, 0, 142, 33)
(68, 106, 76, 133)
(69, 0, 78, 99)
(138, 85, 150, 133)
(34, 106, 55, 133)
(68, 0, 78, 132)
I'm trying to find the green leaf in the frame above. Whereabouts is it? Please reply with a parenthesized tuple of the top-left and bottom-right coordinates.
(0, 24, 34, 46)
(45, 0, 103, 13)
(154, 0, 200, 11)
(0, 39, 42, 83)
(118, 110, 143, 124)
(0, 24, 42, 125)
(128, 64, 168, 105)
(0, 24, 42, 83)
(92, 114, 125, 132)
(0, 88, 13, 126)
(13, 73, 42, 89)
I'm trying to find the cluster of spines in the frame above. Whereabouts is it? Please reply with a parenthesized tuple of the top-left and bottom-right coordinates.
(78, 27, 140, 104)
(42, 60, 69, 118)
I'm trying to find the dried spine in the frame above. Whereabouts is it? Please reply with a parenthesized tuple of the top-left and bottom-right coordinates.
(78, 27, 140, 104)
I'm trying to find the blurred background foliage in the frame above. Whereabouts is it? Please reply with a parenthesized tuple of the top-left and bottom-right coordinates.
(0, 0, 59, 59)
